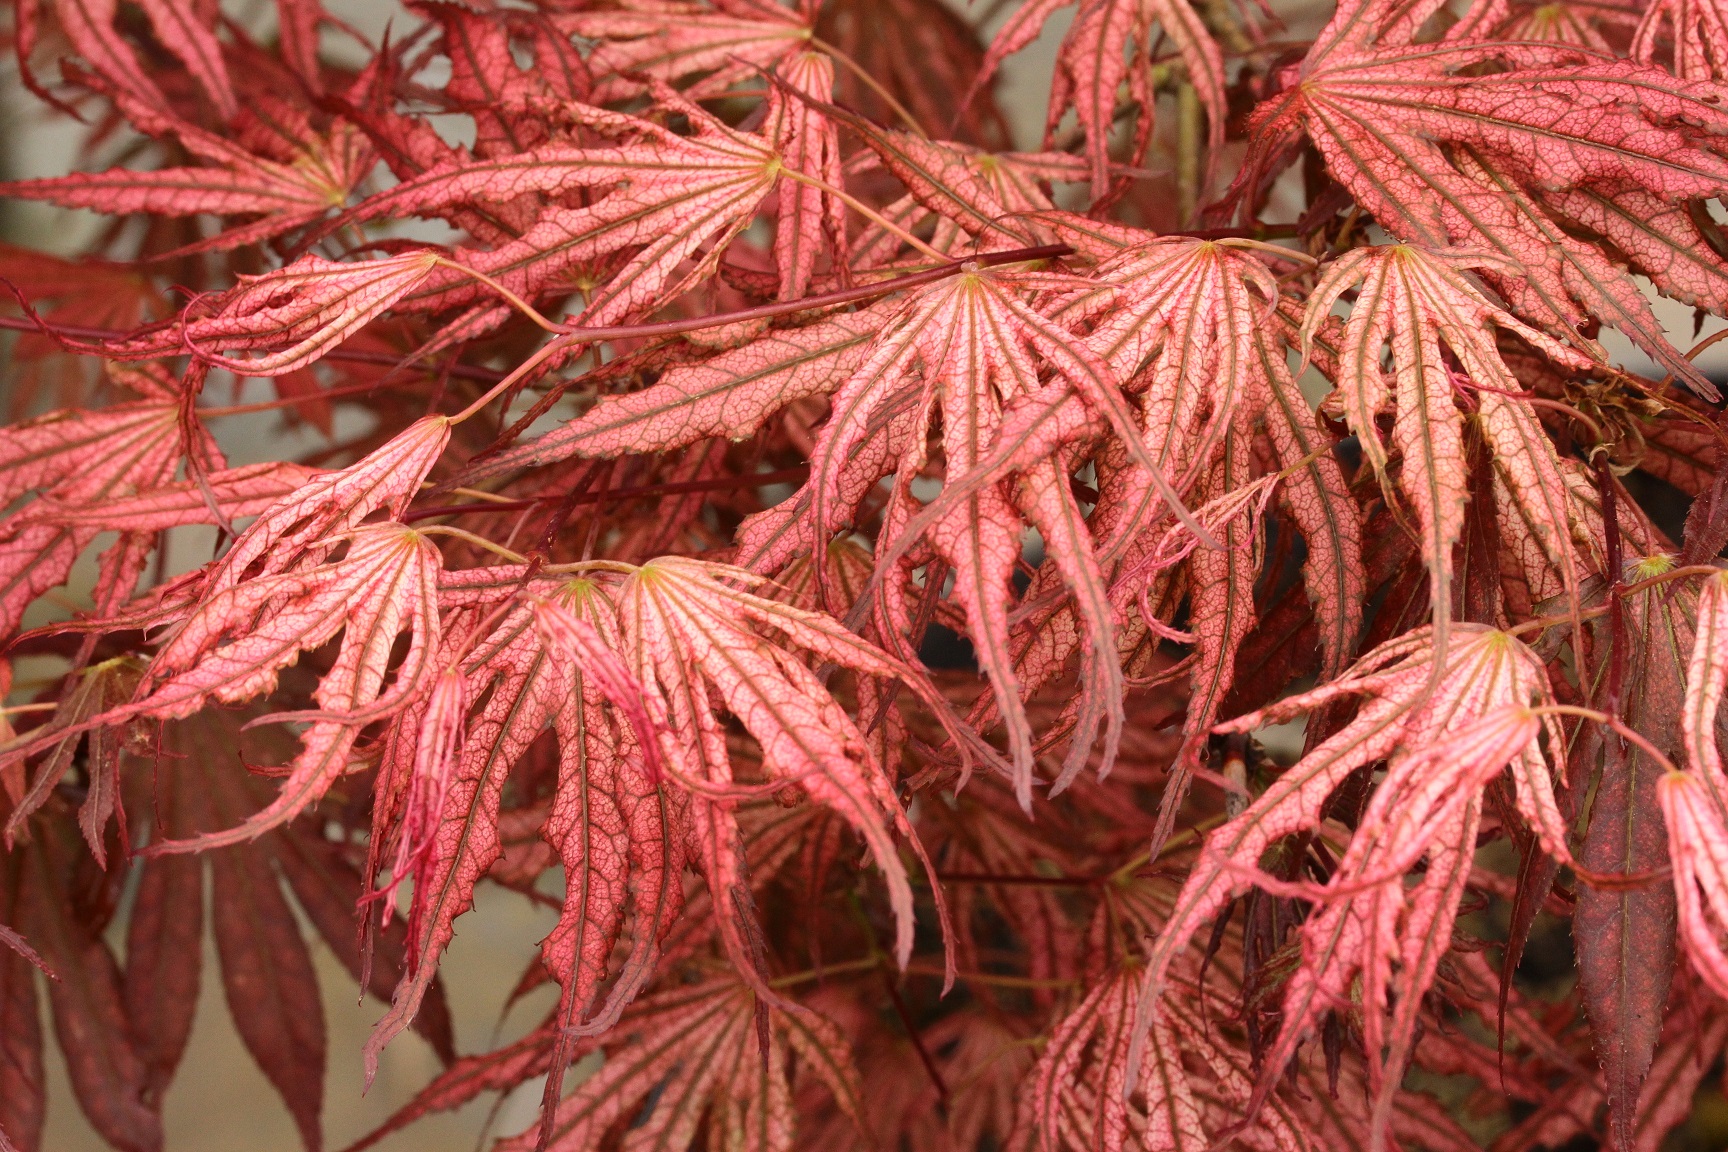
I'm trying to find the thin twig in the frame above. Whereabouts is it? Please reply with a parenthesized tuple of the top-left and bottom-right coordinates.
(404, 466, 811, 522)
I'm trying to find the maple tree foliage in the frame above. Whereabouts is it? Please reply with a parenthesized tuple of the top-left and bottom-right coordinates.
(14, 0, 1728, 1150)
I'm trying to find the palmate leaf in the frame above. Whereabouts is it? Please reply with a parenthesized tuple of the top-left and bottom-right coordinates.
(1449, 0, 1644, 48)
(1237, 0, 1728, 397)
(359, 581, 683, 1082)
(1136, 625, 1577, 1147)
(335, 80, 838, 339)
(1081, 232, 1364, 674)
(918, 229, 1361, 806)
(129, 523, 443, 851)
(1023, 964, 1327, 1152)
(848, 142, 1081, 266)
(31, 0, 237, 118)
(367, 557, 951, 1076)
(4, 105, 371, 253)
(1634, 0, 1728, 79)
(1303, 244, 1593, 645)
(0, 395, 212, 636)
(735, 262, 1160, 808)
(615, 556, 950, 976)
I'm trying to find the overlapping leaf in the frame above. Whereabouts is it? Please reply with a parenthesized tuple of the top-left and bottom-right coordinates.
(1239, 0, 1728, 397)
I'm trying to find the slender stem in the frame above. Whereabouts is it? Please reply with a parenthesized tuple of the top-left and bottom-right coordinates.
(431, 257, 566, 333)
(1527, 704, 1680, 776)
(935, 871, 1098, 888)
(449, 335, 576, 425)
(1622, 563, 1727, 596)
(881, 964, 949, 1103)
(443, 486, 532, 504)
(1504, 563, 1725, 641)
(809, 36, 930, 138)
(776, 165, 947, 261)
(0, 313, 510, 383)
(404, 466, 812, 522)
(414, 525, 530, 563)
(768, 954, 885, 988)
(1685, 325, 1728, 364)
(903, 963, 1077, 989)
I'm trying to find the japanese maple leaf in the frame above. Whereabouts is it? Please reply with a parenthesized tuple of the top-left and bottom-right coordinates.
(105, 251, 443, 376)
(200, 413, 449, 594)
(0, 416, 453, 846)
(1303, 244, 1594, 648)
(499, 976, 865, 1152)
(814, 102, 1039, 252)
(27, 0, 240, 117)
(736, 263, 1179, 807)
(614, 555, 952, 977)
(1449, 0, 1643, 49)
(337, 82, 840, 341)
(1233, 0, 1728, 397)
(2, 654, 142, 854)
(1134, 625, 1577, 1145)
(904, 230, 1360, 811)
(5, 99, 373, 253)
(123, 522, 443, 852)
(560, 0, 817, 102)
(1083, 234, 1363, 672)
(407, 3, 592, 163)
(966, 0, 1228, 198)
(849, 143, 1081, 267)
(362, 579, 684, 1082)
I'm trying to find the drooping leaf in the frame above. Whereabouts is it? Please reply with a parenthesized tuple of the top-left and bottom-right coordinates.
(1303, 244, 1593, 648)
(1138, 625, 1577, 1146)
